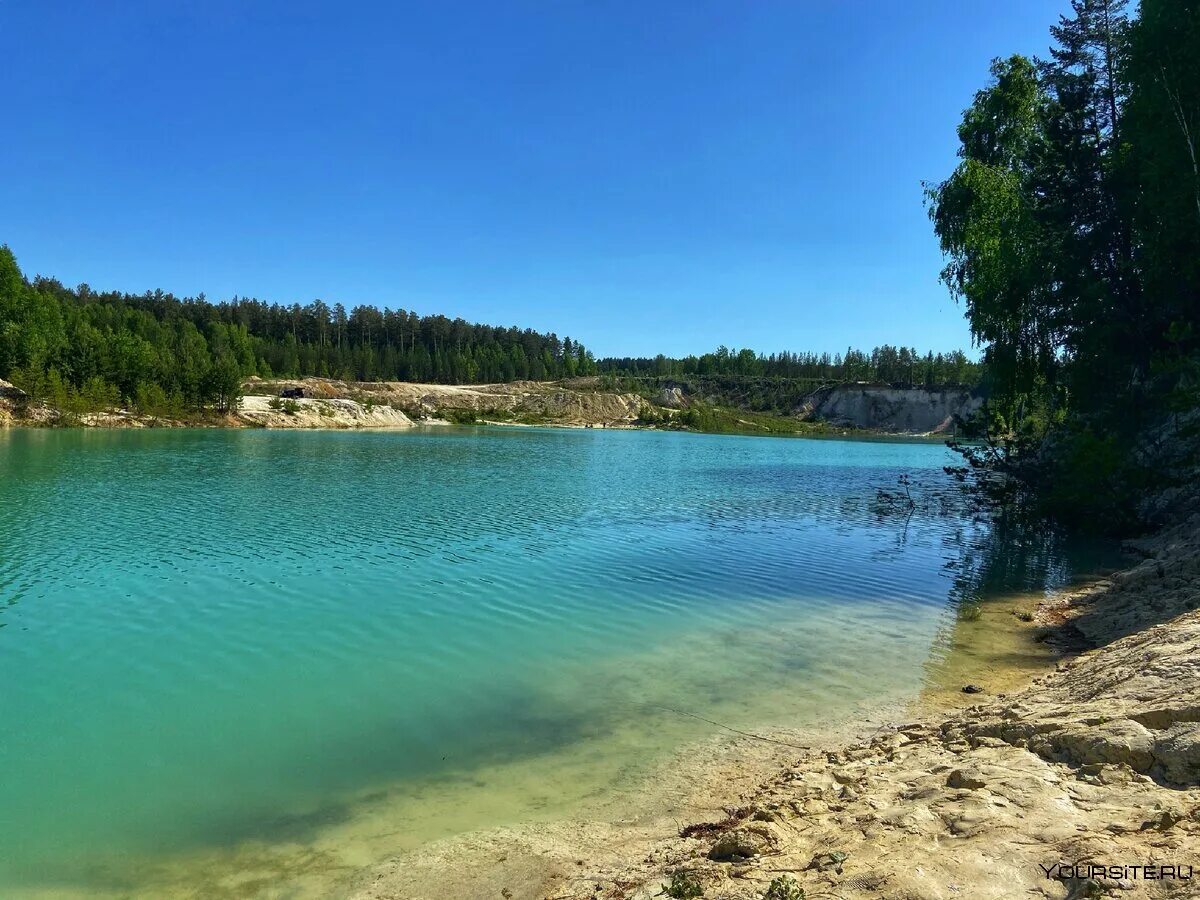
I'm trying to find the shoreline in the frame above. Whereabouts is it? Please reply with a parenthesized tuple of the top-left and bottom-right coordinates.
(0, 376, 975, 440)
(1, 475, 1191, 898)
(0, 413, 955, 444)
(345, 519, 1199, 900)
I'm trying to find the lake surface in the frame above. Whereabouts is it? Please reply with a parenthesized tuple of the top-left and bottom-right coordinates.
(0, 427, 1108, 896)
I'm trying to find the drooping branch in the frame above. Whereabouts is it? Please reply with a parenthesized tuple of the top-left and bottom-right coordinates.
(1159, 62, 1200, 224)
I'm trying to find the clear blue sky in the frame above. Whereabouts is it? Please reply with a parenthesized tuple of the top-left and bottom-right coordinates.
(0, 1, 1067, 358)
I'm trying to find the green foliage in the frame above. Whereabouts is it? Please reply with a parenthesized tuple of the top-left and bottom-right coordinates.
(135, 381, 171, 419)
(10, 362, 122, 422)
(670, 402, 817, 436)
(763, 875, 806, 900)
(958, 602, 983, 622)
(662, 869, 703, 899)
(928, 1, 1200, 534)
(600, 345, 982, 389)
(0, 245, 600, 418)
(635, 405, 672, 426)
(281, 399, 300, 415)
(1125, 0, 1200, 375)
(207, 354, 243, 413)
(926, 55, 1057, 407)
(392, 401, 426, 420)
(80, 376, 120, 411)
(438, 407, 480, 424)
(268, 396, 284, 411)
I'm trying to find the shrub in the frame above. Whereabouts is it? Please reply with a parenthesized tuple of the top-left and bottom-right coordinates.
(763, 875, 805, 900)
(79, 376, 120, 412)
(663, 870, 703, 899)
(136, 382, 170, 418)
(958, 602, 983, 622)
(440, 407, 479, 424)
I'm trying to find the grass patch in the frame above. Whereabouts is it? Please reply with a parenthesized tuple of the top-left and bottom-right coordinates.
(664, 870, 703, 899)
(763, 875, 806, 900)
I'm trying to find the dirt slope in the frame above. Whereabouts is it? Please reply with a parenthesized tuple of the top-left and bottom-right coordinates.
(801, 384, 983, 434)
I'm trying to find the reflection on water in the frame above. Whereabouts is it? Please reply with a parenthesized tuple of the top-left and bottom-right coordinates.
(0, 427, 1115, 897)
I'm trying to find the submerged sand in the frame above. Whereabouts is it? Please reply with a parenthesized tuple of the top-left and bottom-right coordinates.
(348, 517, 1200, 900)
(13, 521, 1196, 899)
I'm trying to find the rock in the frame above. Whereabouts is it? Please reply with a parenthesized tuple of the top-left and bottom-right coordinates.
(802, 384, 982, 433)
(806, 850, 849, 873)
(1153, 722, 1200, 785)
(1139, 808, 1183, 831)
(0, 378, 27, 427)
(708, 825, 776, 861)
(655, 387, 686, 408)
(0, 378, 27, 401)
(1050, 720, 1155, 772)
(961, 684, 985, 694)
(237, 394, 414, 429)
(946, 768, 988, 790)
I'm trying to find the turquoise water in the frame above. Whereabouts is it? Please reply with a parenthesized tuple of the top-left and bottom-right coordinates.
(0, 427, 1100, 896)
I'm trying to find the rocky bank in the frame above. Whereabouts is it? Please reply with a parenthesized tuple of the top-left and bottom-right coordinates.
(3, 375, 990, 434)
(237, 393, 414, 428)
(800, 384, 983, 434)
(239, 377, 651, 428)
(289, 378, 650, 427)
(0, 377, 652, 430)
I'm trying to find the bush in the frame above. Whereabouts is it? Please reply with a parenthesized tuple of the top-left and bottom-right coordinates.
(637, 405, 670, 426)
(440, 407, 480, 424)
(1036, 423, 1138, 532)
(79, 376, 120, 412)
(136, 382, 170, 418)
(958, 602, 983, 622)
(663, 870, 703, 899)
(268, 396, 283, 411)
(282, 399, 300, 415)
(763, 875, 805, 900)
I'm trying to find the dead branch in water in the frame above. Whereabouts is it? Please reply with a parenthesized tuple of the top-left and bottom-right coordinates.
(649, 705, 812, 751)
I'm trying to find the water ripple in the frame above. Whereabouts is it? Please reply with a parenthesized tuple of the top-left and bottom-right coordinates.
(0, 427, 1108, 895)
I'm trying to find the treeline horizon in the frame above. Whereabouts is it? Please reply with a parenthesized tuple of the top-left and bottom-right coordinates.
(0, 249, 599, 414)
(598, 345, 981, 388)
(0, 247, 983, 416)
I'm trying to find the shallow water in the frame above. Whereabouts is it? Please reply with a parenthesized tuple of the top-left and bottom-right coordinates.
(0, 427, 1109, 896)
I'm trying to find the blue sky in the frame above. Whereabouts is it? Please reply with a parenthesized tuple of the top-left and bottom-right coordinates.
(0, 1, 1066, 358)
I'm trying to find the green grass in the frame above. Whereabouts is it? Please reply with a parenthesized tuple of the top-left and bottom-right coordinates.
(655, 402, 835, 437)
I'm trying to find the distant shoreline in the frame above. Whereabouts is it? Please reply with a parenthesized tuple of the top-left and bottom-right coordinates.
(1, 375, 976, 440)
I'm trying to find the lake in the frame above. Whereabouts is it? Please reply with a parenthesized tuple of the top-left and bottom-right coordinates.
(0, 426, 1106, 897)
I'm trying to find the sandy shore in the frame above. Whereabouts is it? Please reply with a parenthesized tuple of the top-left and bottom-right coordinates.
(0, 377, 652, 431)
(235, 393, 416, 428)
(346, 516, 1200, 900)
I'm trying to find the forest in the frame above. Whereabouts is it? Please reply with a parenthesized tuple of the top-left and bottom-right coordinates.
(0, 257, 600, 415)
(598, 346, 981, 387)
(0, 249, 984, 418)
(3, 0, 1196, 539)
(927, 0, 1199, 531)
